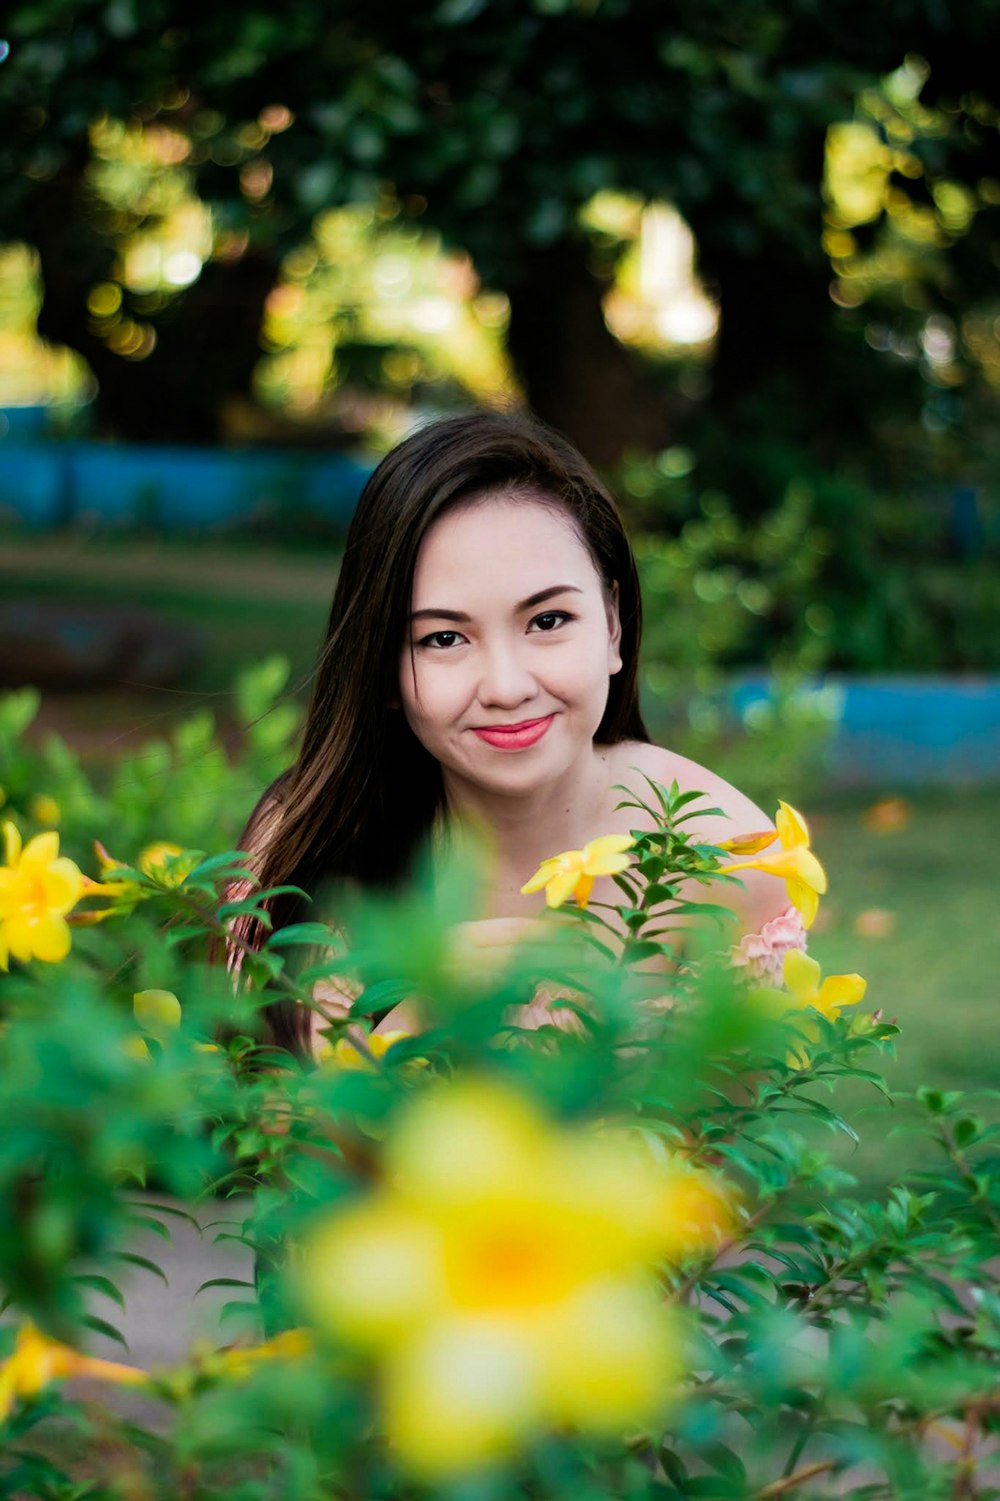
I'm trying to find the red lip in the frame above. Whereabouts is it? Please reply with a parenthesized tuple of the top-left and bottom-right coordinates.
(472, 714, 554, 750)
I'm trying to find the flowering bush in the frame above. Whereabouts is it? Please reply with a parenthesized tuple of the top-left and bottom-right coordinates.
(1, 699, 999, 1498)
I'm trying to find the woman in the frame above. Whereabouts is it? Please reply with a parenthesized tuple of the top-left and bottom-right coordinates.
(234, 410, 803, 1052)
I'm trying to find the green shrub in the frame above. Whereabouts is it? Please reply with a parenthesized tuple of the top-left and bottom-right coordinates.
(621, 442, 1000, 675)
(1, 746, 998, 1499)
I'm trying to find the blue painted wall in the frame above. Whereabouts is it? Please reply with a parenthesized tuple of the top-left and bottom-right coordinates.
(0, 433, 372, 533)
(733, 675, 1000, 786)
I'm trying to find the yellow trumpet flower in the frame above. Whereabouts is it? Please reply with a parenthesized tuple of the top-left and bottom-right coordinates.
(719, 801, 827, 928)
(520, 833, 634, 910)
(316, 1029, 421, 1071)
(130, 989, 220, 1057)
(0, 1322, 146, 1423)
(138, 842, 200, 887)
(782, 949, 866, 1022)
(299, 1077, 706, 1477)
(758, 950, 867, 1067)
(0, 821, 84, 970)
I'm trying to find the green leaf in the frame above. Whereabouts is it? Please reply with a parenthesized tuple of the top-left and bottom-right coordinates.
(72, 1273, 126, 1312)
(109, 1251, 168, 1286)
(953, 1115, 983, 1148)
(265, 923, 339, 950)
(81, 1314, 128, 1351)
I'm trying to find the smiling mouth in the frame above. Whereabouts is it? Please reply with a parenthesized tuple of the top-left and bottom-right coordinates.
(472, 714, 555, 750)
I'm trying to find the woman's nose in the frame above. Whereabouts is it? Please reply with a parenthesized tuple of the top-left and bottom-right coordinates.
(477, 641, 537, 709)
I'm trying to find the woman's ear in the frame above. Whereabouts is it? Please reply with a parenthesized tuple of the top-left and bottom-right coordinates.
(606, 581, 623, 677)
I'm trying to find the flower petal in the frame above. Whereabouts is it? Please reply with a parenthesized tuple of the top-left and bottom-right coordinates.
(782, 948, 820, 1000)
(382, 1316, 537, 1478)
(795, 847, 827, 895)
(540, 1281, 678, 1432)
(545, 869, 581, 909)
(27, 915, 71, 963)
(785, 878, 819, 929)
(520, 855, 569, 896)
(2, 821, 21, 867)
(581, 834, 633, 867)
(716, 829, 778, 855)
(21, 831, 60, 868)
(775, 801, 810, 849)
(573, 873, 595, 908)
(302, 1201, 445, 1350)
(133, 989, 182, 1036)
(39, 859, 84, 913)
(818, 973, 867, 1013)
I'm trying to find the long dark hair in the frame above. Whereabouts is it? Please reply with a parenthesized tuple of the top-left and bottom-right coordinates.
(235, 409, 649, 1049)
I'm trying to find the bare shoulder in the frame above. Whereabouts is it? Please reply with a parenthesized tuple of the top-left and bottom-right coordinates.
(610, 741, 773, 837)
(607, 741, 787, 935)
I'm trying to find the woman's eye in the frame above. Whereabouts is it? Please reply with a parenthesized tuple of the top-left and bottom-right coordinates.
(529, 611, 572, 633)
(418, 630, 466, 649)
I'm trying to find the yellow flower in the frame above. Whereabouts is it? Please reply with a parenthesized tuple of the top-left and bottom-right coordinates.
(654, 1157, 737, 1258)
(0, 1322, 146, 1423)
(316, 1029, 418, 1071)
(28, 794, 60, 827)
(138, 842, 200, 887)
(131, 989, 219, 1054)
(72, 840, 144, 925)
(520, 834, 634, 910)
(719, 801, 827, 928)
(758, 950, 867, 1067)
(300, 1077, 694, 1477)
(206, 1327, 312, 1380)
(133, 988, 183, 1036)
(782, 949, 866, 1022)
(0, 821, 84, 971)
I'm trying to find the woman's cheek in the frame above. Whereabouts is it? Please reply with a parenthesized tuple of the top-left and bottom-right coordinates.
(401, 662, 469, 743)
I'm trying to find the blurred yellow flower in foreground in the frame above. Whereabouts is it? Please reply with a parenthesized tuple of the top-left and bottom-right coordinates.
(719, 801, 827, 928)
(133, 987, 183, 1035)
(0, 821, 84, 970)
(206, 1328, 312, 1380)
(316, 1029, 418, 1070)
(520, 834, 633, 910)
(0, 1322, 145, 1423)
(130, 989, 220, 1059)
(300, 1077, 709, 1477)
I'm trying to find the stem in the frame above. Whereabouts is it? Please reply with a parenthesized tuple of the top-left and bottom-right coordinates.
(755, 1461, 837, 1497)
(941, 1127, 1000, 1237)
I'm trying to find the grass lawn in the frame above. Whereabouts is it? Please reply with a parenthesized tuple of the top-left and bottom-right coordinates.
(801, 787, 1000, 1185)
(0, 533, 334, 746)
(4, 531, 996, 1184)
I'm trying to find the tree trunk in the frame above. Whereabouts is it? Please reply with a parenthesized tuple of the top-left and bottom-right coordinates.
(503, 235, 671, 469)
(25, 148, 278, 444)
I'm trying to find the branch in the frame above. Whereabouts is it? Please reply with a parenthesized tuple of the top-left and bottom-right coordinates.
(755, 1461, 837, 1497)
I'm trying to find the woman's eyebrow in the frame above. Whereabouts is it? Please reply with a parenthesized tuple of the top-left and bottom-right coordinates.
(409, 607, 471, 623)
(518, 584, 583, 611)
(409, 585, 582, 623)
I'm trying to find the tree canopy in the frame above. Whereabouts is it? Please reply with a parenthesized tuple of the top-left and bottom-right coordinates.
(2, 0, 998, 464)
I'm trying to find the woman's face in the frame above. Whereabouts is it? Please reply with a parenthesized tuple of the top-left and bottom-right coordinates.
(399, 492, 622, 801)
